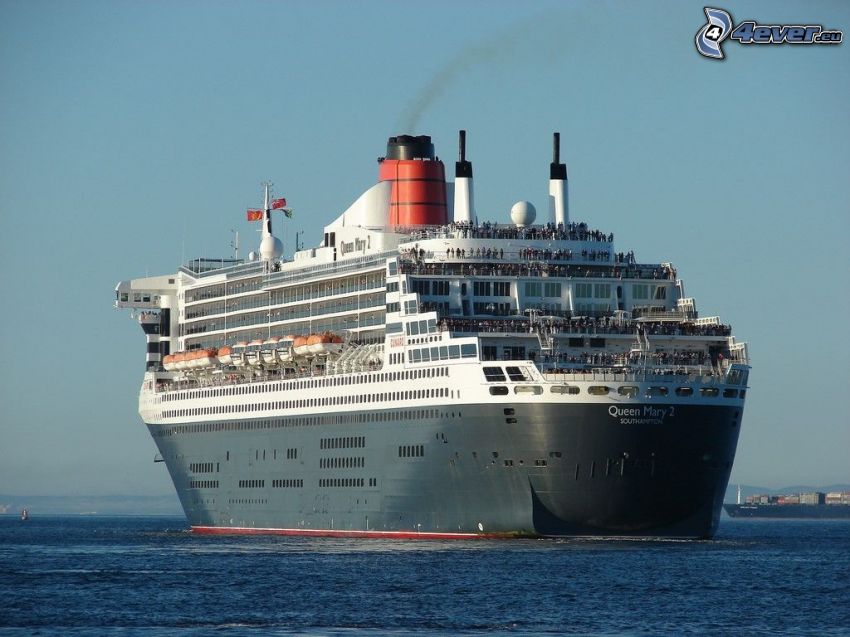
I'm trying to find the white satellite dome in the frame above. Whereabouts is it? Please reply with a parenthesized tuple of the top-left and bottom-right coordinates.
(260, 235, 283, 260)
(510, 201, 536, 227)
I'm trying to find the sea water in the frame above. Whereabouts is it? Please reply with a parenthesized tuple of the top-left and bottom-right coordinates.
(1, 516, 848, 636)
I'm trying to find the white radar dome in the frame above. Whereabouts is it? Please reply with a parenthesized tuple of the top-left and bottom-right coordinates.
(510, 201, 536, 227)
(260, 235, 283, 261)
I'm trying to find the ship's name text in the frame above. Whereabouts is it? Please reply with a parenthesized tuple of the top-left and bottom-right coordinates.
(608, 405, 674, 425)
(339, 237, 368, 255)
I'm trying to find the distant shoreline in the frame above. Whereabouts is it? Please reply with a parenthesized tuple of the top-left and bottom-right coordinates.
(0, 493, 182, 516)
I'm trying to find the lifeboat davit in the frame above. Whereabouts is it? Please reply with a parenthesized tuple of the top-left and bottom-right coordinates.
(246, 339, 264, 367)
(217, 345, 233, 366)
(277, 336, 295, 363)
(307, 332, 343, 356)
(292, 336, 310, 357)
(231, 341, 249, 368)
(261, 338, 280, 366)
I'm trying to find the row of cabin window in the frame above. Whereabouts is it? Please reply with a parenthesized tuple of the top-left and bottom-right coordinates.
(320, 436, 365, 449)
(409, 343, 477, 363)
(185, 268, 384, 304)
(483, 366, 533, 382)
(207, 292, 385, 329)
(162, 367, 451, 402)
(189, 480, 219, 489)
(272, 479, 303, 488)
(319, 478, 365, 488)
(150, 408, 452, 437)
(399, 445, 424, 458)
(320, 457, 365, 469)
(197, 477, 393, 490)
(161, 387, 451, 418)
(181, 302, 385, 341)
(487, 385, 742, 398)
(186, 279, 385, 319)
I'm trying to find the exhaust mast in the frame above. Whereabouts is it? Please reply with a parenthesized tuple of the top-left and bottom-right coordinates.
(453, 129, 475, 225)
(549, 132, 568, 226)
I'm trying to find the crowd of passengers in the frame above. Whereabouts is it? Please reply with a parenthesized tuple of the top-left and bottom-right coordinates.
(439, 317, 732, 337)
(407, 221, 614, 243)
(400, 259, 676, 280)
(536, 349, 711, 368)
(402, 245, 639, 266)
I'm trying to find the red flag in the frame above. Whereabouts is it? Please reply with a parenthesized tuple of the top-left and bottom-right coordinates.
(246, 209, 263, 221)
(271, 197, 287, 210)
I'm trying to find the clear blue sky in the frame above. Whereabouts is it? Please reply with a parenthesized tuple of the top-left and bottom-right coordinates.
(1, 0, 847, 496)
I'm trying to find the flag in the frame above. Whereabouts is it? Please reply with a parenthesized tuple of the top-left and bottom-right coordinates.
(246, 209, 263, 221)
(284, 209, 293, 218)
(271, 197, 287, 209)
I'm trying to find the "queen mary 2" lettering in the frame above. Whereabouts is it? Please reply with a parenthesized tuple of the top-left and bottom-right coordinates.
(608, 405, 675, 425)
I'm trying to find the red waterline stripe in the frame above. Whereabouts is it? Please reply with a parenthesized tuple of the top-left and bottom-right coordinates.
(191, 526, 518, 540)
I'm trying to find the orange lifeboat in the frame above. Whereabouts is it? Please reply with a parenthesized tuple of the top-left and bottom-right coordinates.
(162, 354, 177, 372)
(182, 350, 198, 370)
(308, 332, 343, 356)
(293, 335, 310, 357)
(217, 345, 233, 366)
(173, 351, 188, 371)
(190, 348, 218, 370)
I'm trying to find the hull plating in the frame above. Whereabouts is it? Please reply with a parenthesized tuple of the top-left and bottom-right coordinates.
(148, 401, 742, 539)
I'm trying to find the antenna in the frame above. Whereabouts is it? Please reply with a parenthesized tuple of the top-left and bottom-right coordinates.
(230, 229, 240, 260)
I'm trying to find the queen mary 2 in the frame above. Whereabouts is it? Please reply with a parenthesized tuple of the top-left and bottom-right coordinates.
(115, 131, 750, 538)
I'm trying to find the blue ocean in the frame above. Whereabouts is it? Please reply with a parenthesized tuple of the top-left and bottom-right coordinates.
(1, 516, 848, 636)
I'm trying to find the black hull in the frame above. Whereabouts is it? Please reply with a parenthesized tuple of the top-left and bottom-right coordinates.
(148, 401, 743, 539)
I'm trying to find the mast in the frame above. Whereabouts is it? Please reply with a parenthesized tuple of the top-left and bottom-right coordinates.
(258, 181, 283, 263)
(262, 181, 273, 238)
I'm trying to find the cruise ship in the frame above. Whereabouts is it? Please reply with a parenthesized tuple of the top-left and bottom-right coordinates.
(115, 131, 750, 538)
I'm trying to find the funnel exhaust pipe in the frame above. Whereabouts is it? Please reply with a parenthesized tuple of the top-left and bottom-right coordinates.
(549, 132, 568, 226)
(553, 131, 561, 166)
(453, 129, 475, 224)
